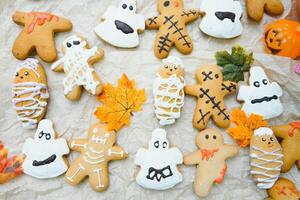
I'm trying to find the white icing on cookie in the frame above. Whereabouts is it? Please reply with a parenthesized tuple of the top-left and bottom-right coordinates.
(254, 127, 273, 137)
(94, 0, 145, 48)
(199, 0, 243, 39)
(134, 128, 183, 190)
(238, 66, 283, 119)
(22, 119, 69, 179)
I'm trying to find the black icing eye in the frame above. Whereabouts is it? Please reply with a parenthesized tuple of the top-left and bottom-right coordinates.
(38, 131, 43, 139)
(164, 1, 170, 7)
(16, 72, 19, 77)
(66, 42, 72, 48)
(163, 142, 167, 148)
(154, 141, 159, 148)
(262, 138, 266, 142)
(215, 74, 219, 79)
(253, 81, 260, 87)
(164, 65, 168, 69)
(45, 133, 51, 140)
(213, 135, 217, 140)
(73, 41, 80, 45)
(174, 66, 177, 70)
(129, 5, 133, 10)
(122, 4, 127, 9)
(262, 79, 268, 85)
(205, 135, 209, 139)
(24, 71, 29, 76)
(270, 137, 274, 141)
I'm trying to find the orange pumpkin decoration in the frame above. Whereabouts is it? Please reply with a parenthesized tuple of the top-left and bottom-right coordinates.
(263, 19, 300, 59)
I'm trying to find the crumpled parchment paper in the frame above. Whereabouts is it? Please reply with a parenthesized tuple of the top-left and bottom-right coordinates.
(0, 0, 299, 199)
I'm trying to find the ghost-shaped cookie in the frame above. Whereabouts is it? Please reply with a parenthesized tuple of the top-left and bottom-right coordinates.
(134, 128, 183, 190)
(22, 119, 69, 179)
(199, 0, 243, 39)
(238, 66, 283, 119)
(94, 0, 145, 48)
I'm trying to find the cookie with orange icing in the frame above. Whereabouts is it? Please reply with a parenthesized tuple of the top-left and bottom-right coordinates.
(266, 178, 300, 200)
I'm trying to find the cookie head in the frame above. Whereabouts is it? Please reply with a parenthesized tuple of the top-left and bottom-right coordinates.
(14, 58, 42, 84)
(88, 123, 116, 148)
(35, 119, 55, 142)
(196, 66, 223, 84)
(158, 0, 184, 13)
(252, 127, 280, 151)
(62, 35, 87, 53)
(149, 128, 169, 151)
(159, 56, 184, 78)
(196, 129, 223, 149)
(118, 0, 137, 12)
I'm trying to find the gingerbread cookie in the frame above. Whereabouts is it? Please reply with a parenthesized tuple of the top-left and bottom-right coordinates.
(250, 127, 283, 189)
(185, 65, 237, 130)
(199, 0, 243, 39)
(272, 121, 300, 173)
(51, 35, 104, 101)
(12, 58, 49, 129)
(184, 129, 239, 197)
(145, 0, 201, 59)
(153, 56, 185, 126)
(65, 123, 128, 192)
(12, 11, 72, 62)
(22, 119, 69, 179)
(266, 177, 300, 200)
(95, 0, 145, 48)
(246, 0, 284, 21)
(238, 66, 283, 119)
(134, 128, 183, 190)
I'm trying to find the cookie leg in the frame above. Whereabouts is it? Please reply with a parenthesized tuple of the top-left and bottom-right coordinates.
(281, 150, 296, 173)
(193, 103, 211, 130)
(36, 41, 57, 62)
(194, 176, 214, 197)
(12, 38, 34, 60)
(65, 163, 86, 185)
(174, 34, 193, 55)
(65, 86, 82, 101)
(83, 71, 103, 96)
(89, 168, 108, 192)
(154, 30, 173, 59)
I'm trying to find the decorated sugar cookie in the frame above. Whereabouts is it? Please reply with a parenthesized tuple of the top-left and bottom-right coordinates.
(145, 0, 201, 59)
(250, 127, 283, 189)
(272, 121, 300, 173)
(238, 66, 283, 119)
(153, 56, 185, 126)
(266, 178, 300, 200)
(65, 123, 128, 192)
(199, 0, 243, 39)
(185, 65, 237, 130)
(22, 119, 69, 179)
(95, 0, 145, 48)
(134, 128, 183, 190)
(184, 129, 239, 197)
(12, 58, 49, 129)
(12, 11, 72, 62)
(51, 35, 104, 101)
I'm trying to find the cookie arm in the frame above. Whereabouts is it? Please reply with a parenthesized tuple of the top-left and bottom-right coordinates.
(223, 144, 239, 159)
(56, 138, 70, 155)
(271, 124, 289, 139)
(184, 151, 201, 165)
(184, 84, 199, 97)
(69, 139, 88, 153)
(181, 9, 202, 24)
(221, 81, 237, 96)
(51, 58, 65, 72)
(88, 48, 104, 64)
(52, 17, 73, 32)
(106, 146, 128, 161)
(12, 11, 26, 25)
(145, 15, 163, 29)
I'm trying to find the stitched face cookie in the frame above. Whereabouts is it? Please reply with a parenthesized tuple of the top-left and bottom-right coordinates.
(94, 0, 145, 48)
(22, 119, 69, 179)
(145, 0, 200, 59)
(272, 121, 300, 173)
(153, 56, 185, 126)
(185, 65, 237, 130)
(65, 123, 128, 192)
(12, 11, 72, 62)
(134, 128, 183, 190)
(246, 0, 284, 21)
(199, 0, 243, 39)
(250, 127, 283, 189)
(238, 66, 283, 119)
(184, 129, 239, 197)
(266, 178, 300, 200)
(51, 35, 104, 101)
(12, 58, 49, 129)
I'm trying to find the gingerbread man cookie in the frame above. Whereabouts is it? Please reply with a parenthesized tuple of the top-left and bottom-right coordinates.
(12, 11, 72, 62)
(12, 58, 49, 129)
(184, 129, 239, 197)
(51, 35, 104, 101)
(246, 0, 284, 21)
(145, 0, 201, 59)
(266, 178, 300, 200)
(65, 123, 128, 192)
(185, 65, 237, 130)
(272, 121, 300, 173)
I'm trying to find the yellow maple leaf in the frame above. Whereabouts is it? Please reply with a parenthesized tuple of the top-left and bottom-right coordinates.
(94, 74, 147, 131)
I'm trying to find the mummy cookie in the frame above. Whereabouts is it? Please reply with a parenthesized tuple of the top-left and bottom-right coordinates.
(51, 35, 104, 101)
(94, 0, 145, 48)
(199, 0, 243, 39)
(145, 0, 200, 59)
(272, 121, 300, 173)
(238, 66, 283, 119)
(185, 65, 237, 130)
(153, 56, 185, 126)
(184, 129, 239, 197)
(250, 127, 283, 189)
(12, 11, 72, 62)
(266, 178, 300, 200)
(246, 0, 284, 21)
(12, 58, 49, 129)
(22, 119, 69, 179)
(134, 128, 183, 190)
(65, 123, 128, 192)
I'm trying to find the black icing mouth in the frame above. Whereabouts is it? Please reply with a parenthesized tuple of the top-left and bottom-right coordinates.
(114, 20, 134, 34)
(251, 95, 278, 104)
(215, 11, 236, 22)
(32, 154, 57, 166)
(264, 30, 281, 55)
(146, 165, 173, 182)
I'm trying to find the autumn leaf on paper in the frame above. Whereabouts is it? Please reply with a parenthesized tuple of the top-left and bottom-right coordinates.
(95, 74, 147, 132)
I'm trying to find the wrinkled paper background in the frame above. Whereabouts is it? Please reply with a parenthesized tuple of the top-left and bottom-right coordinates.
(0, 0, 299, 199)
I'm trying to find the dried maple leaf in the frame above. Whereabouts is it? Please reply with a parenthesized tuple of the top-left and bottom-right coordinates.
(95, 74, 146, 131)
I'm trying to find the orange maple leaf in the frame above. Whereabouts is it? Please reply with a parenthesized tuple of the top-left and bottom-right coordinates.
(95, 74, 147, 131)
